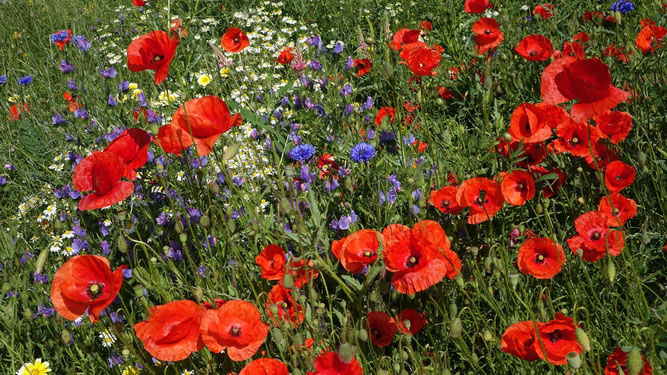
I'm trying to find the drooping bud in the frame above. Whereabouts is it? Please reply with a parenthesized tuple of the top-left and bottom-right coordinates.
(339, 343, 355, 363)
(199, 214, 210, 228)
(271, 327, 285, 350)
(448, 302, 458, 317)
(449, 317, 462, 339)
(575, 327, 591, 352)
(208, 181, 220, 195)
(358, 329, 368, 342)
(606, 261, 616, 283)
(482, 329, 493, 342)
(179, 233, 188, 243)
(35, 248, 49, 274)
(509, 273, 520, 289)
(174, 220, 185, 234)
(116, 235, 128, 253)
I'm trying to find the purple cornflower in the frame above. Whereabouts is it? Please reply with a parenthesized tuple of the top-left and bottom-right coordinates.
(100, 67, 117, 78)
(309, 59, 323, 71)
(52, 113, 67, 125)
(60, 60, 74, 73)
(350, 142, 376, 163)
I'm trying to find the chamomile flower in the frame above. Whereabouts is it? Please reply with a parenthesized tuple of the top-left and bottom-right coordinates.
(16, 359, 51, 375)
(198, 74, 212, 86)
(99, 329, 117, 347)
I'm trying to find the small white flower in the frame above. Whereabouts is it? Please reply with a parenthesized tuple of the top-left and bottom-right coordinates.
(99, 329, 117, 347)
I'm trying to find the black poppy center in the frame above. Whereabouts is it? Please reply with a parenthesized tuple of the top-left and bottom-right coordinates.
(151, 54, 164, 63)
(591, 232, 602, 241)
(407, 256, 419, 268)
(534, 253, 547, 264)
(440, 200, 450, 209)
(230, 324, 242, 337)
(529, 50, 538, 56)
(549, 330, 562, 343)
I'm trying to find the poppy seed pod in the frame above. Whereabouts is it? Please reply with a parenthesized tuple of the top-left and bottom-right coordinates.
(449, 317, 463, 338)
(199, 214, 210, 228)
(566, 352, 582, 369)
(339, 343, 355, 363)
(627, 347, 642, 375)
(575, 327, 591, 352)
(509, 273, 520, 288)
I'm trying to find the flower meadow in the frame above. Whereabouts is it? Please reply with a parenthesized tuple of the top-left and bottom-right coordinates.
(0, 0, 665, 373)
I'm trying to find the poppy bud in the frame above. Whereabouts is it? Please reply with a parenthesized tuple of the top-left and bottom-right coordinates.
(377, 370, 389, 375)
(577, 167, 583, 173)
(576, 249, 584, 258)
(199, 214, 210, 228)
(449, 317, 462, 338)
(53, 219, 64, 231)
(369, 290, 379, 303)
(393, 363, 401, 373)
(509, 273, 520, 289)
(223, 142, 242, 160)
(470, 246, 479, 256)
(638, 152, 646, 165)
(227, 219, 236, 233)
(156, 164, 164, 174)
(627, 347, 642, 375)
(269, 303, 279, 316)
(535, 203, 543, 214)
(193, 286, 203, 302)
(436, 98, 445, 106)
(417, 90, 422, 103)
(293, 370, 303, 375)
(35, 248, 49, 274)
(503, 132, 512, 141)
(121, 349, 130, 358)
(401, 350, 409, 361)
(150, 124, 159, 134)
(339, 343, 355, 363)
(358, 328, 368, 342)
(279, 197, 291, 214)
(364, 36, 376, 45)
(282, 273, 294, 289)
(449, 302, 458, 317)
(271, 327, 285, 349)
(614, 11, 622, 24)
(116, 235, 128, 253)
(117, 211, 127, 222)
(482, 329, 493, 342)
(641, 232, 649, 244)
(575, 327, 591, 352)
(61, 330, 72, 345)
(344, 177, 353, 191)
(606, 261, 616, 283)
(566, 352, 581, 369)
(578, 197, 585, 204)
(455, 274, 464, 288)
(179, 233, 188, 243)
(383, 62, 394, 77)
(208, 181, 220, 195)
(133, 284, 145, 298)
(23, 308, 33, 322)
(471, 352, 479, 365)
(539, 308, 548, 321)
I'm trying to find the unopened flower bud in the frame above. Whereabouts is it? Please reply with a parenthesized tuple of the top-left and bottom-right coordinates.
(174, 220, 185, 234)
(271, 327, 285, 349)
(606, 261, 616, 282)
(193, 286, 204, 302)
(282, 274, 294, 289)
(179, 233, 188, 243)
(358, 329, 368, 342)
(35, 248, 49, 274)
(199, 214, 210, 228)
(208, 181, 220, 195)
(116, 235, 127, 253)
(449, 317, 462, 338)
(566, 352, 581, 369)
(482, 329, 493, 342)
(339, 343, 355, 363)
(627, 347, 642, 375)
(449, 302, 458, 317)
(575, 327, 591, 352)
(509, 273, 520, 289)
(61, 330, 72, 345)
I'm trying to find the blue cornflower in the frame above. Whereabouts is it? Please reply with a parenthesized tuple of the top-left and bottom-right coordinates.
(345, 56, 354, 70)
(67, 78, 77, 90)
(611, 0, 634, 14)
(73, 35, 91, 51)
(18, 76, 33, 85)
(340, 83, 352, 97)
(50, 30, 70, 43)
(100, 67, 117, 78)
(0, 75, 6, 85)
(350, 142, 376, 163)
(52, 113, 67, 125)
(60, 60, 74, 73)
(107, 95, 118, 107)
(118, 79, 129, 92)
(309, 59, 323, 71)
(333, 42, 344, 54)
(288, 144, 315, 161)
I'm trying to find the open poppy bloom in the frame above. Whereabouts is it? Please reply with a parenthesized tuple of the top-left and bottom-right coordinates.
(308, 351, 363, 375)
(103, 128, 150, 180)
(636, 22, 666, 54)
(456, 177, 504, 224)
(221, 28, 249, 53)
(464, 0, 492, 13)
(535, 103, 570, 129)
(266, 284, 304, 328)
(157, 95, 232, 156)
(283, 258, 319, 288)
(541, 57, 629, 123)
(331, 229, 380, 273)
(277, 47, 294, 64)
(604, 160, 636, 192)
(594, 111, 632, 144)
(200, 299, 269, 361)
(395, 308, 428, 335)
(366, 311, 398, 347)
(240, 358, 289, 375)
(598, 194, 637, 227)
(389, 28, 421, 51)
(604, 347, 653, 375)
(533, 4, 554, 19)
(535, 313, 582, 365)
(127, 30, 179, 85)
(353, 58, 371, 77)
(585, 143, 619, 170)
(50, 255, 126, 324)
(515, 35, 553, 61)
(551, 119, 601, 157)
(374, 106, 396, 125)
(382, 220, 461, 294)
(133, 0, 146, 6)
(429, 185, 463, 215)
(8, 103, 29, 121)
(473, 18, 504, 55)
(52, 29, 72, 50)
(134, 300, 205, 361)
(499, 170, 535, 206)
(567, 211, 625, 262)
(403, 45, 441, 76)
(72, 151, 134, 211)
(508, 103, 552, 143)
(517, 238, 565, 279)
(501, 320, 539, 361)
(495, 139, 547, 167)
(255, 244, 286, 281)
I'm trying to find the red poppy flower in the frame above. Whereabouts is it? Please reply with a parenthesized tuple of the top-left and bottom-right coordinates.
(133, 0, 146, 6)
(517, 238, 565, 279)
(605, 161, 635, 192)
(464, 0, 492, 13)
(535, 103, 570, 129)
(127, 30, 179, 85)
(200, 300, 269, 361)
(604, 347, 653, 375)
(583, 11, 603, 24)
(500, 170, 536, 206)
(403, 45, 441, 76)
(134, 300, 205, 361)
(157, 95, 232, 156)
(534, 313, 582, 365)
(636, 23, 666, 54)
(374, 107, 396, 125)
(51, 255, 126, 324)
(420, 20, 432, 32)
(308, 351, 363, 375)
(501, 321, 539, 361)
(429, 185, 463, 215)
(567, 211, 625, 262)
(366, 311, 397, 347)
(456, 177, 504, 224)
(395, 308, 427, 335)
(568, 229, 624, 262)
(317, 153, 340, 179)
(382, 220, 461, 294)
(389, 28, 421, 51)
(240, 358, 289, 375)
(331, 229, 380, 273)
(8, 103, 29, 121)
(594, 111, 632, 144)
(103, 128, 150, 181)
(277, 47, 294, 64)
(495, 140, 547, 167)
(398, 41, 429, 61)
(605, 44, 632, 63)
(533, 4, 554, 19)
(551, 119, 601, 157)
(437, 86, 453, 101)
(562, 41, 585, 58)
(54, 29, 72, 50)
(508, 103, 552, 143)
(283, 259, 319, 288)
(541, 57, 629, 122)
(599, 194, 637, 227)
(72, 151, 134, 211)
(585, 143, 619, 170)
(353, 58, 371, 77)
(221, 28, 249, 53)
(473, 18, 504, 55)
(266, 284, 304, 328)
(255, 244, 286, 281)
(574, 211, 610, 249)
(530, 166, 566, 198)
(515, 35, 553, 61)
